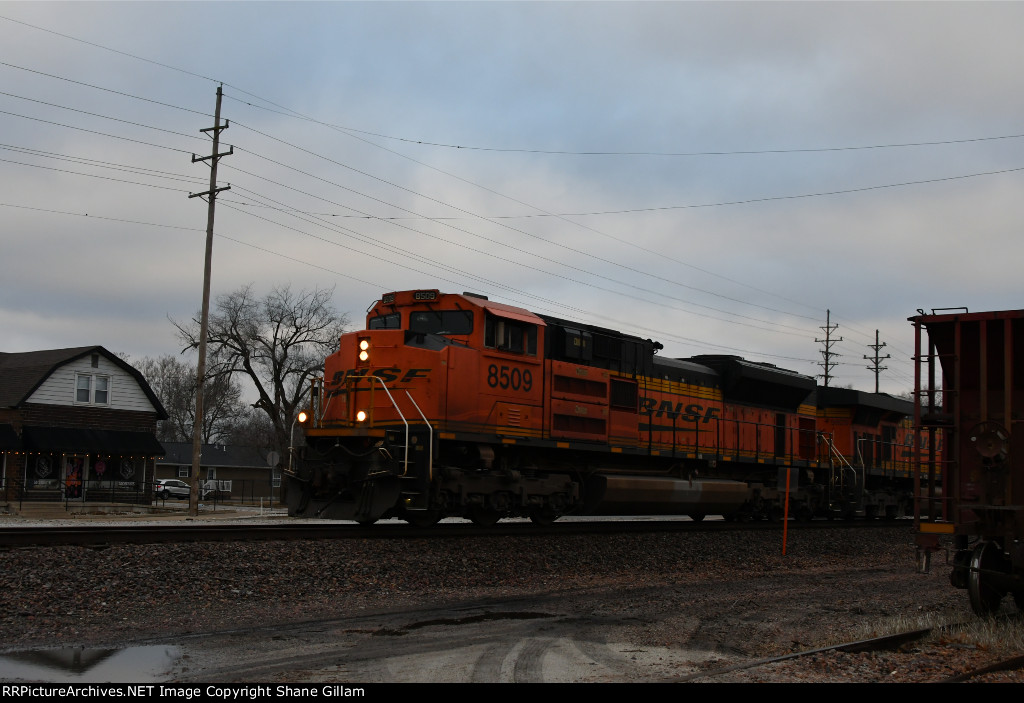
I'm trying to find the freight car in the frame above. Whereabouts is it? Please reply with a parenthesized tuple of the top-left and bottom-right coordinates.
(286, 290, 917, 526)
(912, 308, 1024, 615)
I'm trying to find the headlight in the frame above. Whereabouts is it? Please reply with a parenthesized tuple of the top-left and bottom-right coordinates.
(356, 410, 367, 422)
(297, 411, 308, 424)
(358, 338, 370, 362)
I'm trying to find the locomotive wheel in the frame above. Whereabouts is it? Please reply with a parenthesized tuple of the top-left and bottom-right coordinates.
(528, 509, 559, 526)
(404, 510, 441, 528)
(468, 506, 502, 527)
(793, 505, 814, 522)
(968, 541, 1005, 616)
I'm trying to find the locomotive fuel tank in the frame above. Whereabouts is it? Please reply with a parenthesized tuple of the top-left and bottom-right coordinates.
(583, 475, 750, 518)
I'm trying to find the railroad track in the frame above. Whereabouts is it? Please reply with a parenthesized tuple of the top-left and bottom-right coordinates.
(668, 628, 935, 682)
(671, 622, 1024, 683)
(0, 516, 906, 547)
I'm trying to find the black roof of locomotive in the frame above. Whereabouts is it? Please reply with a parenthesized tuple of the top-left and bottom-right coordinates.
(815, 386, 913, 424)
(686, 355, 816, 410)
(650, 356, 719, 387)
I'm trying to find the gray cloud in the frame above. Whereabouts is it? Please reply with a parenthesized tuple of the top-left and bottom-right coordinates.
(2, 1, 1023, 394)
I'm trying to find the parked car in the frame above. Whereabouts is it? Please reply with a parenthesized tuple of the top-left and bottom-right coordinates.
(154, 478, 191, 500)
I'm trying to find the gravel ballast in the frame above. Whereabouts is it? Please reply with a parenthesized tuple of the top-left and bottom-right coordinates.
(0, 514, 1021, 682)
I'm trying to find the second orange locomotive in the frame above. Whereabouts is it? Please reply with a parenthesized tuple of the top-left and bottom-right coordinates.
(286, 289, 919, 525)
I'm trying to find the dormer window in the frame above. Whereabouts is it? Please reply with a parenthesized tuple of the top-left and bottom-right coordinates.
(75, 373, 110, 406)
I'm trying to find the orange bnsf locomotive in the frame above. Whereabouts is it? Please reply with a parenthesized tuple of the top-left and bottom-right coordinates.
(286, 289, 919, 526)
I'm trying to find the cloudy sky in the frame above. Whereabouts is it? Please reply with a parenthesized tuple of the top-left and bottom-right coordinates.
(2, 1, 1022, 395)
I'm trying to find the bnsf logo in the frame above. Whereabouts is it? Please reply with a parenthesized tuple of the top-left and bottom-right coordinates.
(330, 368, 431, 385)
(640, 397, 720, 423)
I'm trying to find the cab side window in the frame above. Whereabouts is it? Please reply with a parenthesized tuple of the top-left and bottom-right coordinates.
(485, 314, 537, 355)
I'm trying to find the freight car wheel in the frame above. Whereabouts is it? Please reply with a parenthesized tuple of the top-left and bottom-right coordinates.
(968, 541, 1005, 616)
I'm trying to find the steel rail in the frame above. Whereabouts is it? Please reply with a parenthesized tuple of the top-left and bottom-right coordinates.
(0, 517, 908, 548)
(667, 628, 935, 683)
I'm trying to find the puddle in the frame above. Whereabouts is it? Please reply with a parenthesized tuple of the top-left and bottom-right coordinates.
(0, 645, 181, 683)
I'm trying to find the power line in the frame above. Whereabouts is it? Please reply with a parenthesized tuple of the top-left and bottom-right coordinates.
(0, 14, 986, 390)
(0, 143, 210, 186)
(227, 122, 825, 328)
(0, 38, 1007, 345)
(0, 60, 211, 118)
(225, 93, 1024, 157)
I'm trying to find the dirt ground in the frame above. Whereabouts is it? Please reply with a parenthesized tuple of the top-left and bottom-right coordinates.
(3, 520, 1017, 683)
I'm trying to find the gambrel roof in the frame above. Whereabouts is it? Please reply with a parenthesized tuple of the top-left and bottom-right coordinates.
(0, 346, 167, 418)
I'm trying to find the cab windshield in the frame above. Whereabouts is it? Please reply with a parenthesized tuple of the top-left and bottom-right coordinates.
(409, 309, 474, 336)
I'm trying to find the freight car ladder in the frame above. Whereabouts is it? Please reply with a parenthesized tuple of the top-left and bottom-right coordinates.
(910, 309, 958, 575)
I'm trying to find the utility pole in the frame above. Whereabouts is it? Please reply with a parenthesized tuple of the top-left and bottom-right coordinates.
(816, 309, 842, 388)
(864, 330, 890, 393)
(187, 85, 232, 516)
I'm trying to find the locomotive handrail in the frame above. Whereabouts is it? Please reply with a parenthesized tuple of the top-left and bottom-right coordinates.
(820, 433, 861, 502)
(403, 390, 433, 483)
(317, 378, 333, 427)
(367, 375, 410, 475)
(822, 434, 856, 472)
(854, 437, 867, 470)
(667, 414, 812, 465)
(856, 437, 910, 477)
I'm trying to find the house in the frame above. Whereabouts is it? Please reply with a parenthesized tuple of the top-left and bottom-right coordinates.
(156, 442, 282, 504)
(0, 346, 166, 504)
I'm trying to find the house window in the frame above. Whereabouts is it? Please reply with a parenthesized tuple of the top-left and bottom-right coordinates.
(94, 376, 109, 404)
(76, 375, 91, 403)
(74, 373, 110, 406)
(177, 465, 190, 478)
(272, 468, 281, 488)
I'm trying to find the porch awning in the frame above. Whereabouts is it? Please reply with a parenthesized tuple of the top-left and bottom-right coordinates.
(0, 424, 20, 451)
(21, 426, 164, 456)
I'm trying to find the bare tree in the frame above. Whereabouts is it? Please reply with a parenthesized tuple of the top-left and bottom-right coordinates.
(174, 284, 349, 455)
(135, 354, 246, 445)
(229, 406, 277, 453)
